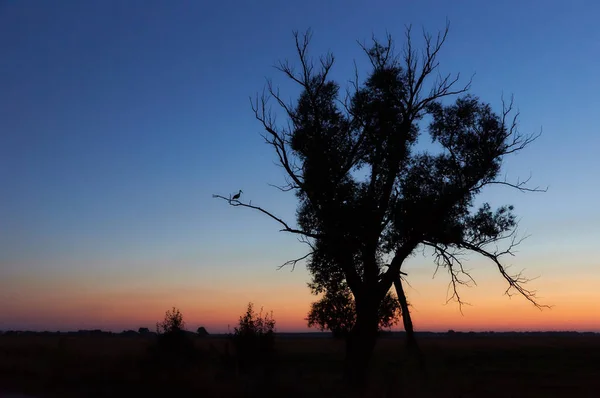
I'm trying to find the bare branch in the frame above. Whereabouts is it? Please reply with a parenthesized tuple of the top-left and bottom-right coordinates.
(424, 241, 475, 313)
(277, 251, 314, 272)
(475, 178, 547, 193)
(298, 234, 317, 252)
(251, 94, 304, 191)
(267, 180, 299, 192)
(399, 21, 473, 117)
(459, 237, 551, 310)
(266, 79, 296, 121)
(274, 30, 314, 88)
(212, 194, 320, 239)
(495, 94, 545, 158)
(469, 95, 548, 193)
(357, 31, 396, 70)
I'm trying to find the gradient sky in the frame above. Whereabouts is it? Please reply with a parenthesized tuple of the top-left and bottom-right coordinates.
(1, 0, 599, 333)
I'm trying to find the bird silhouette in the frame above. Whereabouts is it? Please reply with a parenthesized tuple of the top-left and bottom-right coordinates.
(232, 190, 243, 201)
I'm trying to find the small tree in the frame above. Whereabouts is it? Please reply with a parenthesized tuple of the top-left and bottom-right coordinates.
(231, 302, 276, 370)
(307, 283, 401, 338)
(156, 307, 185, 335)
(197, 326, 209, 337)
(151, 307, 195, 366)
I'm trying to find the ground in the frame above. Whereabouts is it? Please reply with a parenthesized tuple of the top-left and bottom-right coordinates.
(0, 332, 598, 397)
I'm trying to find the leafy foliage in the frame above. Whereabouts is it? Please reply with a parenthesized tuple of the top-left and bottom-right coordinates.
(231, 302, 276, 370)
(156, 307, 185, 335)
(307, 283, 402, 338)
(151, 307, 196, 366)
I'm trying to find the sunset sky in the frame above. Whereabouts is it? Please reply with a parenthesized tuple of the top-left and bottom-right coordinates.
(1, 0, 599, 334)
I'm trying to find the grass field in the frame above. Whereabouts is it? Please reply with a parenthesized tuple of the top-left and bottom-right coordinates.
(1, 333, 599, 397)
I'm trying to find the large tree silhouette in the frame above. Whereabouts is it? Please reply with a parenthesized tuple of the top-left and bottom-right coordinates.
(214, 23, 546, 387)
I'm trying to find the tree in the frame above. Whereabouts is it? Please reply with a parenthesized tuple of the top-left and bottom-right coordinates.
(197, 326, 209, 337)
(306, 282, 401, 338)
(151, 307, 196, 369)
(231, 302, 276, 371)
(214, 22, 546, 388)
(156, 306, 185, 335)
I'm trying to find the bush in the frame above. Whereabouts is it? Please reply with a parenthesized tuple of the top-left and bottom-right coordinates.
(231, 302, 276, 371)
(150, 307, 197, 367)
(156, 307, 185, 334)
(197, 326, 209, 337)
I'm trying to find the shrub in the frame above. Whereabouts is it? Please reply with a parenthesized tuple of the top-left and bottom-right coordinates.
(197, 326, 209, 337)
(156, 307, 185, 334)
(150, 307, 196, 367)
(231, 302, 276, 371)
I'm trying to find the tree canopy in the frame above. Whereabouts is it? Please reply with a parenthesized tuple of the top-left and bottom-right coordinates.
(214, 22, 546, 386)
(307, 281, 402, 338)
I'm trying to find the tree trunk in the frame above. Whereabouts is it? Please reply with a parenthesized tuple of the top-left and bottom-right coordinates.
(394, 277, 426, 376)
(343, 295, 379, 391)
(393, 277, 417, 350)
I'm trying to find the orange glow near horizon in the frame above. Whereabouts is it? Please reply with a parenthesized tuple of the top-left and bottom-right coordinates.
(2, 258, 599, 334)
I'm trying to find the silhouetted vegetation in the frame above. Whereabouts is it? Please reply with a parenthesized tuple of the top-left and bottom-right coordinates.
(156, 306, 185, 334)
(306, 281, 401, 338)
(149, 307, 197, 369)
(230, 302, 276, 372)
(214, 22, 546, 388)
(197, 326, 209, 337)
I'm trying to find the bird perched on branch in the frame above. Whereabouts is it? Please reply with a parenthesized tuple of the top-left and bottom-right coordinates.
(232, 190, 243, 201)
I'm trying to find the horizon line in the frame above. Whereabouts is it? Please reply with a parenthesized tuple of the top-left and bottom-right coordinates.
(2, 329, 598, 335)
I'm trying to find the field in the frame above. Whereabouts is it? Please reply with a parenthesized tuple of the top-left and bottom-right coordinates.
(1, 332, 599, 397)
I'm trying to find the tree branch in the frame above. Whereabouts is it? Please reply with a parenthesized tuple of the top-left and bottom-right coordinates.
(472, 173, 547, 193)
(378, 239, 419, 298)
(277, 251, 315, 272)
(212, 194, 320, 239)
(459, 235, 551, 310)
(404, 20, 472, 115)
(251, 94, 305, 191)
(424, 241, 475, 313)
(267, 181, 299, 192)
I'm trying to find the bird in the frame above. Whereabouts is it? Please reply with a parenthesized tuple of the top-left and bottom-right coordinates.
(232, 189, 243, 201)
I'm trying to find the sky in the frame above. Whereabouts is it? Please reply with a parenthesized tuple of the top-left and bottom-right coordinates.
(1, 0, 599, 333)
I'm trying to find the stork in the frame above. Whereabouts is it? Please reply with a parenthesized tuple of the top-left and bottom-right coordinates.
(232, 189, 243, 201)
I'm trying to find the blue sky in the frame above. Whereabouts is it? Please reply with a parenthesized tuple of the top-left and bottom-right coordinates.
(1, 0, 599, 332)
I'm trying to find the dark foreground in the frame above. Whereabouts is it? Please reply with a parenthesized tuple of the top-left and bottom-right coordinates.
(1, 332, 599, 397)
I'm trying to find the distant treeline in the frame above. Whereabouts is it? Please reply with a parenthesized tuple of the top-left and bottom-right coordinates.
(0, 329, 193, 337)
(0, 329, 596, 337)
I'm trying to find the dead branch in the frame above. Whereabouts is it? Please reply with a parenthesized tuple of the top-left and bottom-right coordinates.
(251, 94, 304, 190)
(277, 251, 314, 272)
(267, 181, 299, 192)
(459, 235, 551, 310)
(406, 20, 473, 114)
(425, 241, 475, 313)
(472, 172, 547, 193)
(212, 194, 319, 239)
